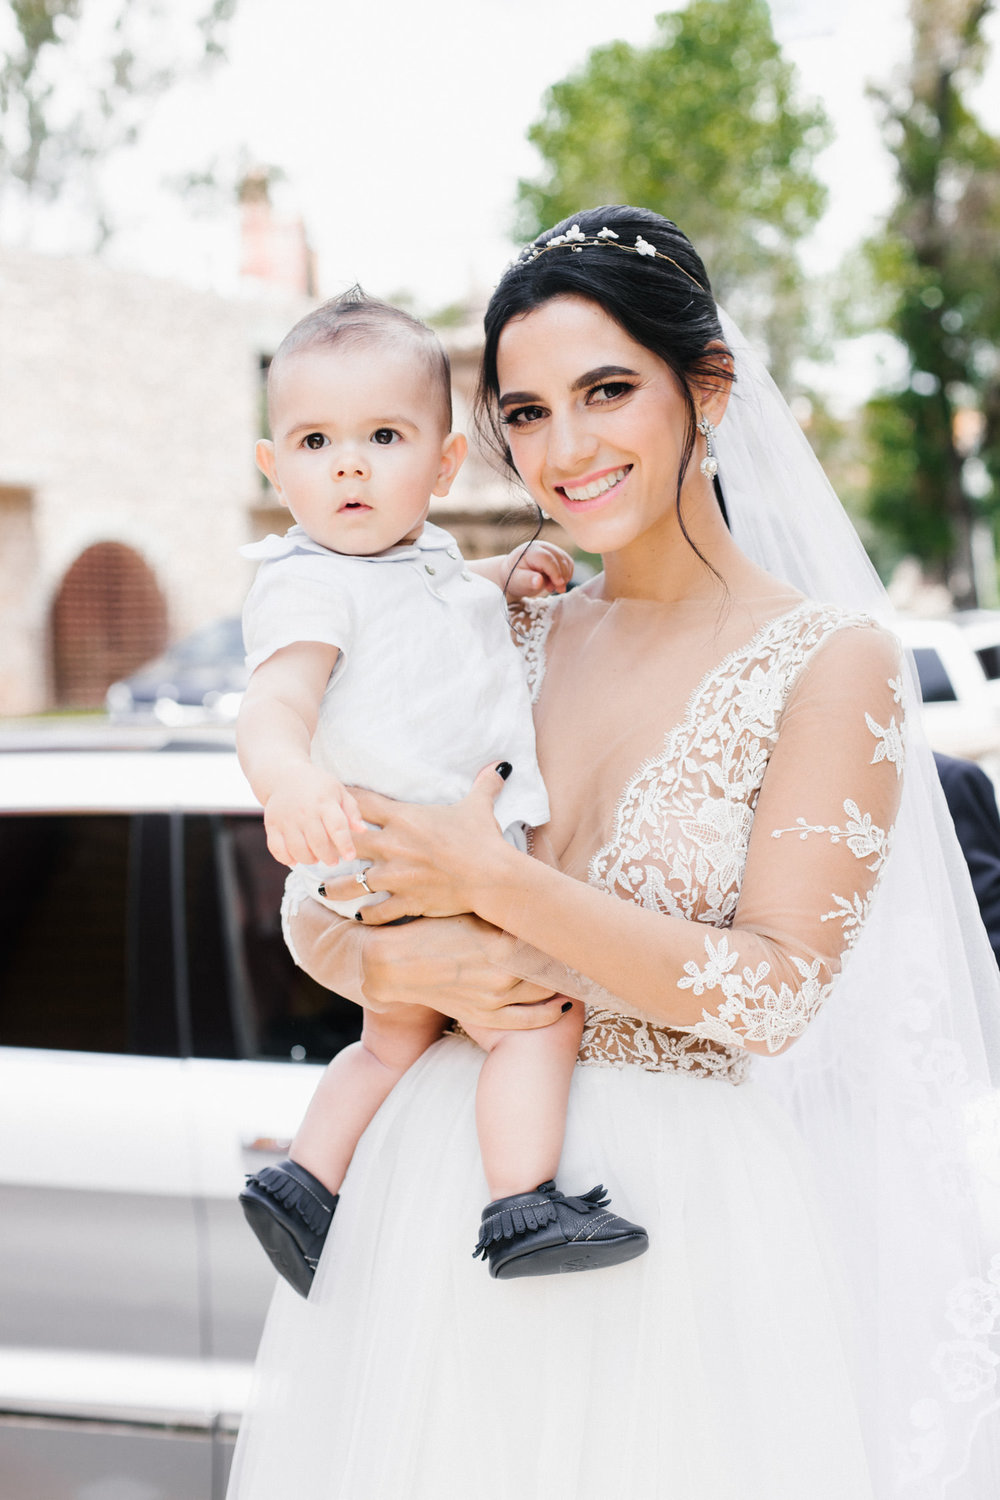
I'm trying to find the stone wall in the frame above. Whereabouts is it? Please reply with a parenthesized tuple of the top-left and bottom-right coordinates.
(0, 251, 308, 712)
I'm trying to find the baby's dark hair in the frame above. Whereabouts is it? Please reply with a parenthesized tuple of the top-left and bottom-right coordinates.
(269, 286, 453, 430)
(476, 206, 733, 556)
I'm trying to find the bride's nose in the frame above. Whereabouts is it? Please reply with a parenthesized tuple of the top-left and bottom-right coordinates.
(546, 408, 597, 473)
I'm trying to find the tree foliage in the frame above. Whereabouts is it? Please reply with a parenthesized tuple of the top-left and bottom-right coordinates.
(862, 0, 1000, 601)
(0, 0, 237, 248)
(515, 0, 829, 385)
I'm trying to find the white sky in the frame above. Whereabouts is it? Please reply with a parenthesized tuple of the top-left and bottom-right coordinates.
(11, 0, 1000, 367)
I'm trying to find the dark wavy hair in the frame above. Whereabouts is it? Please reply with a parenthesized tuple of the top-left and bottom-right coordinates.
(476, 206, 733, 554)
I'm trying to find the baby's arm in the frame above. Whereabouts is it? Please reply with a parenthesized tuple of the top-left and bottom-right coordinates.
(236, 640, 365, 867)
(469, 540, 573, 600)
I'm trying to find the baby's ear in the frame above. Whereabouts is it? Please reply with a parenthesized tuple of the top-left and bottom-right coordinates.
(255, 439, 284, 500)
(432, 431, 468, 497)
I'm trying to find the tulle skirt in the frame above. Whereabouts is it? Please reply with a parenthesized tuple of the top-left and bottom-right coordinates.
(227, 1033, 874, 1500)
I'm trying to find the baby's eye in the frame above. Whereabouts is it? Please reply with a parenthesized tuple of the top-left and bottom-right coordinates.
(371, 428, 400, 445)
(501, 405, 546, 428)
(303, 432, 328, 450)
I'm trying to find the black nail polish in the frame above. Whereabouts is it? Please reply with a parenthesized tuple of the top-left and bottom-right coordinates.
(317, 884, 326, 898)
(561, 1001, 572, 1013)
(496, 761, 512, 780)
(354, 912, 364, 922)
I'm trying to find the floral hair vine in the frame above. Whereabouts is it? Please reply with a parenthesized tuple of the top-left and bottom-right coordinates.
(516, 223, 707, 293)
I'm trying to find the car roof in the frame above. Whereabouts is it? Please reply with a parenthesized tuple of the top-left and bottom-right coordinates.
(951, 611, 1000, 644)
(0, 731, 260, 813)
(894, 616, 966, 641)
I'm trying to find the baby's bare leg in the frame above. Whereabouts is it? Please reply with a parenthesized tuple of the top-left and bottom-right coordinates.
(463, 998, 585, 1200)
(292, 1004, 446, 1194)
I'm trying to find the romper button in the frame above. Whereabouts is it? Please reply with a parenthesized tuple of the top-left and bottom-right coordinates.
(461, 570, 472, 581)
(425, 564, 436, 576)
(447, 547, 459, 559)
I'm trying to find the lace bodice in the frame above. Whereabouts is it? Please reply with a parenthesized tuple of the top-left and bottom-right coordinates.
(511, 591, 904, 1081)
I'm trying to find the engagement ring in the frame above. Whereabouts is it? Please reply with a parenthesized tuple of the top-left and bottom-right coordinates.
(356, 870, 374, 896)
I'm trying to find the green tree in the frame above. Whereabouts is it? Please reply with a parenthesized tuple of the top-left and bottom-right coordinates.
(515, 0, 829, 387)
(0, 0, 237, 249)
(862, 0, 1000, 604)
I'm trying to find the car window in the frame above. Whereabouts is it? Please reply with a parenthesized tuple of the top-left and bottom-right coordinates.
(0, 812, 182, 1055)
(184, 813, 362, 1063)
(0, 809, 360, 1064)
(975, 644, 1000, 682)
(911, 647, 958, 704)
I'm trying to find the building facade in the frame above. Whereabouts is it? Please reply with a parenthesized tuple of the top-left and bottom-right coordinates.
(0, 241, 550, 716)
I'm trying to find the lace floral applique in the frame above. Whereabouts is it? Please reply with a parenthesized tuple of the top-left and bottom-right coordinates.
(509, 596, 557, 704)
(819, 891, 875, 942)
(678, 934, 831, 1054)
(770, 800, 890, 944)
(578, 1008, 751, 1082)
(770, 800, 889, 871)
(769, 692, 900, 949)
(581, 605, 880, 1063)
(867, 717, 905, 779)
(588, 603, 859, 919)
(866, 673, 905, 777)
(895, 1208, 1000, 1479)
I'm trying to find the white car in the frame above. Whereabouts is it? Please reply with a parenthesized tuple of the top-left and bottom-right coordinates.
(892, 615, 1000, 764)
(951, 609, 1000, 709)
(0, 730, 361, 1499)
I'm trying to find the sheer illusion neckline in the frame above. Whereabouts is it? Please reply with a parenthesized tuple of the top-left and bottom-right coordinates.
(648, 595, 816, 748)
(529, 590, 817, 749)
(584, 598, 827, 895)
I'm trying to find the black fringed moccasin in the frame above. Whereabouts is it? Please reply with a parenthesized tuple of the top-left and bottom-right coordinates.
(473, 1180, 648, 1279)
(239, 1157, 338, 1297)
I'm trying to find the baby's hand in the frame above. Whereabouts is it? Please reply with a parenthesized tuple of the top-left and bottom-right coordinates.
(263, 765, 365, 868)
(502, 540, 574, 600)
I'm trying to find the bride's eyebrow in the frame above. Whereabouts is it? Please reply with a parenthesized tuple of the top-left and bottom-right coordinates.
(499, 364, 640, 408)
(571, 364, 639, 390)
(498, 389, 539, 408)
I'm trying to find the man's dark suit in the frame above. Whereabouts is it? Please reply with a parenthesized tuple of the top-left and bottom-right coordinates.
(934, 752, 1000, 967)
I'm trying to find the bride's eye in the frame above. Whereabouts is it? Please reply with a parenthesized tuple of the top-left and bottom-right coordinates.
(501, 404, 546, 428)
(589, 382, 633, 404)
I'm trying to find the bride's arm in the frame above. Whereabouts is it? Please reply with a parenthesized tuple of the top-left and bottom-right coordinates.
(285, 899, 566, 1031)
(343, 625, 905, 1057)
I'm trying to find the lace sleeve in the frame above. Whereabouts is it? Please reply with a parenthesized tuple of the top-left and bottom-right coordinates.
(681, 623, 904, 1053)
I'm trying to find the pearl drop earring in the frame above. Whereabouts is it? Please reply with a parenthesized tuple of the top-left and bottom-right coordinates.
(697, 417, 718, 479)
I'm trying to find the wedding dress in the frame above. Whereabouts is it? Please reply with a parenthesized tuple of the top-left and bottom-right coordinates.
(228, 317, 1000, 1499)
(230, 589, 945, 1499)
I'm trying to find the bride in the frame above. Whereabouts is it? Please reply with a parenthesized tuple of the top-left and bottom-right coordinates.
(228, 206, 1000, 1499)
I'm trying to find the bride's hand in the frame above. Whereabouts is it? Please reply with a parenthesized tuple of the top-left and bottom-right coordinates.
(319, 764, 513, 924)
(364, 913, 562, 1031)
(287, 900, 564, 1031)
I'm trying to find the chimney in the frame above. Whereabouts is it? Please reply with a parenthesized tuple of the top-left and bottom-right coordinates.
(239, 167, 317, 297)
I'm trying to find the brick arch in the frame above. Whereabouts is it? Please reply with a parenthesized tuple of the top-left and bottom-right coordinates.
(51, 542, 168, 707)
